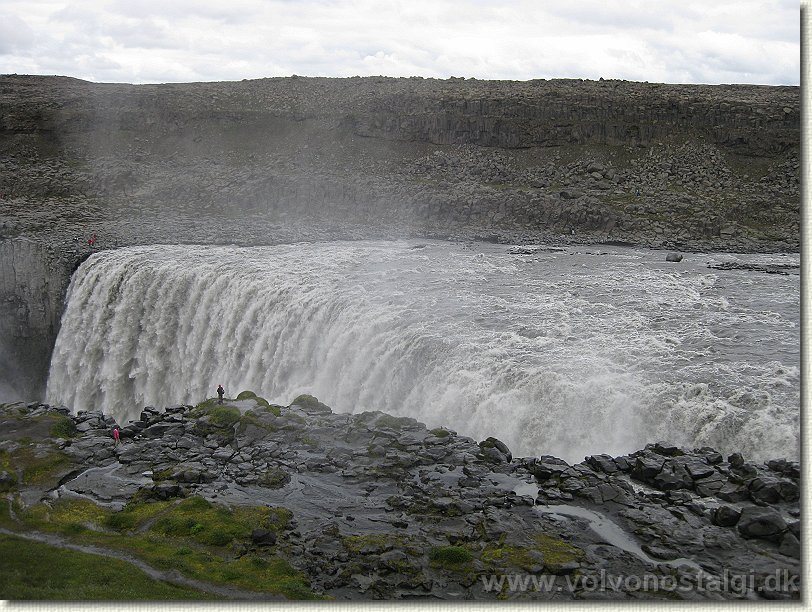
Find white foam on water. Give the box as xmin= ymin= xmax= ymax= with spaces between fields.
xmin=46 ymin=241 xmax=799 ymax=463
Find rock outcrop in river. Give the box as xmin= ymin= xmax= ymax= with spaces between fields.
xmin=0 ymin=394 xmax=800 ymax=600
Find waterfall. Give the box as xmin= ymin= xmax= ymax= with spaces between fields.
xmin=46 ymin=242 xmax=800 ymax=463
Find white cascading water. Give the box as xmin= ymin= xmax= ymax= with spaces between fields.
xmin=46 ymin=241 xmax=800 ymax=463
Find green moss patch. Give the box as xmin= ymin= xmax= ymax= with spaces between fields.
xmin=1 ymin=408 xmax=80 ymax=444
xmin=0 ymin=494 xmax=20 ymax=528
xmin=206 ymin=406 xmax=240 ymax=428
xmin=238 ymin=407 xmax=281 ymax=434
xmin=342 ymin=533 xmax=420 ymax=556
xmin=429 ymin=545 xmax=473 ymax=570
xmin=0 ymin=534 xmax=217 ymax=600
xmin=49 ymin=416 xmax=78 ymax=439
xmin=257 ymin=466 xmax=290 ymax=489
xmin=6 ymin=446 xmax=74 ymax=487
xmin=373 ymin=413 xmax=415 ymax=431
xmin=0 ymin=450 xmax=16 ymax=492
xmin=15 ymin=495 xmax=313 ymax=599
xmin=533 ymin=533 xmax=583 ymax=568
xmin=290 ymin=394 xmax=320 ymax=409
xmin=481 ymin=533 xmax=582 ymax=573
xmin=196 ymin=392 xmax=281 ymax=425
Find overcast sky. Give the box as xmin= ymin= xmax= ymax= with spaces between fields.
xmin=0 ymin=0 xmax=802 ymax=85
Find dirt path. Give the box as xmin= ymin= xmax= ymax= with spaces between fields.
xmin=0 ymin=526 xmax=283 ymax=600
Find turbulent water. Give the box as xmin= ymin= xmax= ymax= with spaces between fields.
xmin=46 ymin=241 xmax=800 ymax=463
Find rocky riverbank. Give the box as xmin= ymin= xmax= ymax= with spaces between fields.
xmin=0 ymin=394 xmax=801 ymax=600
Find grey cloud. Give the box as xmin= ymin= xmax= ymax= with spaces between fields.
xmin=0 ymin=0 xmax=802 ymax=85
xmin=0 ymin=13 xmax=35 ymax=54
xmin=547 ymin=0 xmax=682 ymax=33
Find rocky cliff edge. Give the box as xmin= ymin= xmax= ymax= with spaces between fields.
xmin=0 ymin=393 xmax=801 ymax=600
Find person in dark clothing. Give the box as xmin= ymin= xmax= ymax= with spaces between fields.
xmin=217 ymin=384 xmax=225 ymax=404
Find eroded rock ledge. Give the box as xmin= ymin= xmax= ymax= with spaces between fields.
xmin=0 ymin=394 xmax=801 ymax=600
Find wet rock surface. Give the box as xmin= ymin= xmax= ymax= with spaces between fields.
xmin=0 ymin=398 xmax=801 ymax=600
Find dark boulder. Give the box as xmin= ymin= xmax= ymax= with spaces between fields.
xmin=140 ymin=408 xmax=161 ymax=422
xmin=651 ymin=441 xmax=685 ymax=457
xmin=730 ymin=463 xmax=758 ymax=482
xmin=693 ymin=473 xmax=726 ymax=497
xmin=631 ymin=454 xmax=665 ymax=483
xmin=778 ymin=533 xmax=801 ymax=559
xmin=532 ymin=456 xmax=570 ymax=481
xmin=717 ymin=483 xmax=750 ymax=503
xmin=480 ymin=446 xmax=508 ymax=464
xmin=684 ymin=459 xmax=716 ymax=480
xmin=652 ymin=470 xmax=690 ymax=491
xmin=585 ymin=454 xmax=618 ymax=474
xmin=748 ymin=477 xmax=782 ymax=505
xmin=120 ymin=422 xmax=144 ymax=437
xmin=766 ymin=458 xmax=800 ymax=479
xmin=613 ymin=455 xmax=634 ymax=471
xmin=696 ymin=447 xmax=723 ymax=464
xmin=737 ymin=506 xmax=787 ymax=542
xmin=778 ymin=480 xmax=800 ymax=502
xmin=0 ymin=470 xmax=16 ymax=491
xmin=250 ymin=528 xmax=277 ymax=547
xmin=559 ymin=189 xmax=583 ymax=200
xmin=665 ymin=252 xmax=683 ymax=262
xmin=712 ymin=505 xmax=742 ymax=527
xmin=141 ymin=423 xmax=185 ymax=438
xmin=153 ymin=483 xmax=183 ymax=500
xmin=172 ymin=465 xmax=216 ymax=483
xmin=479 ymin=437 xmax=512 ymax=463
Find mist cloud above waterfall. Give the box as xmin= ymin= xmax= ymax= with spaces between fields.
xmin=0 ymin=0 xmax=801 ymax=84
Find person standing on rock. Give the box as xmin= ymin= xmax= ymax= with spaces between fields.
xmin=217 ymin=384 xmax=225 ymax=404
xmin=113 ymin=426 xmax=120 ymax=445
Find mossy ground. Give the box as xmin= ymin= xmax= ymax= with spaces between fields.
xmin=0 ymin=404 xmax=80 ymax=445
xmin=429 ymin=545 xmax=473 ymax=569
xmin=341 ymin=533 xmax=420 ymax=556
xmin=3 ymin=495 xmax=317 ymax=600
xmin=195 ymin=391 xmax=282 ymax=426
xmin=481 ymin=532 xmax=583 ymax=573
xmin=290 ymin=394 xmax=320 ymax=409
xmin=194 ymin=402 xmax=241 ymax=428
xmin=49 ymin=415 xmax=78 ymax=439
xmin=0 ymin=444 xmax=75 ymax=490
xmin=0 ymin=534 xmax=218 ymax=600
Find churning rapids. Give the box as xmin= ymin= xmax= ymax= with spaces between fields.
xmin=46 ymin=241 xmax=799 ymax=464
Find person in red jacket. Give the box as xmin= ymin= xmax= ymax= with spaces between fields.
xmin=113 ymin=427 xmax=120 ymax=445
